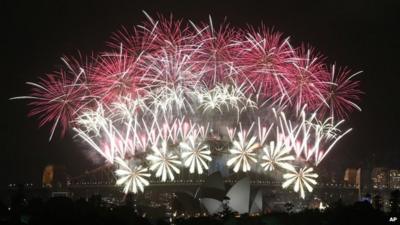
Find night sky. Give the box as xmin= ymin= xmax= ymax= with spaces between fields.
xmin=1 ymin=0 xmax=400 ymax=186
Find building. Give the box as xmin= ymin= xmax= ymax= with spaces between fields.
xmin=389 ymin=169 xmax=400 ymax=189
xmin=42 ymin=164 xmax=68 ymax=188
xmin=344 ymin=168 xmax=361 ymax=188
xmin=371 ymin=167 xmax=388 ymax=189
xmin=199 ymin=173 xmax=262 ymax=215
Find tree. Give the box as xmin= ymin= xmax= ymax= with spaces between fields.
xmin=373 ymin=194 xmax=383 ymax=211
xmin=217 ymin=196 xmax=235 ymax=218
xmin=284 ymin=202 xmax=294 ymax=213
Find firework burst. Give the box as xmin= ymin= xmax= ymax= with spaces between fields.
xmin=180 ymin=137 xmax=211 ymax=174
xmin=226 ymin=131 xmax=260 ymax=172
xmin=115 ymin=157 xmax=151 ymax=194
xmin=234 ymin=28 xmax=296 ymax=99
xmin=146 ymin=141 xmax=181 ymax=181
xmin=13 ymin=13 xmax=362 ymax=199
xmin=89 ymin=48 xmax=144 ymax=103
xmin=318 ymin=65 xmax=363 ymax=119
xmin=282 ymin=166 xmax=319 ymax=199
xmin=13 ymin=68 xmax=88 ymax=140
xmin=285 ymin=47 xmax=330 ymax=113
xmin=261 ymin=139 xmax=295 ymax=172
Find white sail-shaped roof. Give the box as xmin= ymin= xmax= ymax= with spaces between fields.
xmin=250 ymin=189 xmax=263 ymax=214
xmin=226 ymin=177 xmax=250 ymax=214
xmin=200 ymin=198 xmax=223 ymax=215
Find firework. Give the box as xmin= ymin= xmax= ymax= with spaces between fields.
xmin=180 ymin=137 xmax=211 ymax=174
xmin=13 ymin=13 xmax=362 ymax=198
xmin=115 ymin=157 xmax=151 ymax=194
xmin=75 ymin=103 xmax=107 ymax=136
xmin=233 ymin=28 xmax=296 ymax=99
xmin=88 ymin=47 xmax=144 ymax=103
xmin=226 ymin=131 xmax=260 ymax=172
xmin=261 ymin=139 xmax=295 ymax=172
xmin=190 ymin=17 xmax=239 ymax=86
xmin=318 ymin=65 xmax=363 ymax=119
xmin=285 ymin=47 xmax=330 ymax=113
xmin=198 ymin=83 xmax=257 ymax=117
xmin=146 ymin=141 xmax=181 ymax=181
xmin=12 ymin=67 xmax=88 ymax=140
xmin=282 ymin=166 xmax=319 ymax=199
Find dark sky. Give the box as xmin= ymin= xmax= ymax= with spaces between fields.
xmin=1 ymin=0 xmax=399 ymax=186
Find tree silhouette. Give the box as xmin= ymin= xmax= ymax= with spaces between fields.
xmin=284 ymin=202 xmax=294 ymax=213
xmin=373 ymin=194 xmax=383 ymax=211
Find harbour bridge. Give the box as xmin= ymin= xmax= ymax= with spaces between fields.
xmin=65 ymin=164 xmax=361 ymax=205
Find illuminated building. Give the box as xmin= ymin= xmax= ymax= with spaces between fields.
xmin=344 ymin=168 xmax=361 ymax=187
xmin=42 ymin=164 xmax=68 ymax=188
xmin=371 ymin=167 xmax=388 ymax=189
xmin=389 ymin=169 xmax=400 ymax=189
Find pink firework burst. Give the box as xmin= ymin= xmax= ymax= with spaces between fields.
xmin=140 ymin=48 xmax=205 ymax=92
xmin=88 ymin=48 xmax=145 ymax=103
xmin=13 ymin=13 xmax=363 ymax=143
xmin=233 ymin=27 xmax=297 ymax=99
xmin=191 ymin=18 xmax=240 ymax=87
xmin=108 ymin=25 xmax=158 ymax=57
xmin=141 ymin=13 xmax=192 ymax=53
xmin=17 ymin=69 xmax=88 ymax=140
xmin=318 ymin=65 xmax=363 ymax=119
xmin=285 ymin=46 xmax=330 ymax=113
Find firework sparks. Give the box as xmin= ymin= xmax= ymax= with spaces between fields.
xmin=146 ymin=141 xmax=181 ymax=181
xmin=115 ymin=157 xmax=151 ymax=194
xmin=282 ymin=166 xmax=319 ymax=199
xmin=285 ymin=47 xmax=330 ymax=113
xmin=319 ymin=65 xmax=363 ymax=119
xmin=111 ymin=95 xmax=148 ymax=122
xmin=75 ymin=104 xmax=107 ymax=135
xmin=233 ymin=29 xmax=296 ymax=99
xmin=12 ymin=67 xmax=88 ymax=140
xmin=190 ymin=17 xmax=239 ymax=86
xmin=261 ymin=139 xmax=295 ymax=172
xmin=227 ymin=131 xmax=260 ymax=172
xmin=198 ymin=83 xmax=257 ymax=116
xmin=89 ymin=47 xmax=144 ymax=103
xmin=180 ymin=137 xmax=211 ymax=174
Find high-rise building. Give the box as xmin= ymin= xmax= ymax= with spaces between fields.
xmin=389 ymin=169 xmax=400 ymax=189
xmin=344 ymin=168 xmax=361 ymax=187
xmin=344 ymin=168 xmax=361 ymax=199
xmin=371 ymin=167 xmax=388 ymax=189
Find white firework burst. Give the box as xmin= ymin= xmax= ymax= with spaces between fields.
xmin=226 ymin=131 xmax=260 ymax=172
xmin=75 ymin=104 xmax=107 ymax=135
xmin=146 ymin=141 xmax=181 ymax=181
xmin=310 ymin=117 xmax=345 ymax=140
xmin=282 ymin=166 xmax=318 ymax=199
xmin=197 ymin=87 xmax=223 ymax=113
xmin=115 ymin=157 xmax=150 ymax=194
xmin=156 ymin=87 xmax=196 ymax=116
xmin=180 ymin=137 xmax=211 ymax=174
xmin=261 ymin=139 xmax=295 ymax=172
xmin=141 ymin=48 xmax=205 ymax=117
xmin=197 ymin=83 xmax=257 ymax=115
xmin=111 ymin=95 xmax=148 ymax=122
